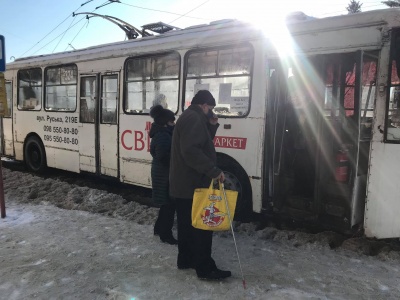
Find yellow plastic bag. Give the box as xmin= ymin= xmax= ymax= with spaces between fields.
xmin=192 ymin=180 xmax=238 ymax=231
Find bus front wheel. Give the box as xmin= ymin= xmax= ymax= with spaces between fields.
xmin=218 ymin=157 xmax=253 ymax=222
xmin=24 ymin=136 xmax=47 ymax=173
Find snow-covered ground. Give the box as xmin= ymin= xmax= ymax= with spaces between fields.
xmin=1 ymin=167 xmax=400 ymax=300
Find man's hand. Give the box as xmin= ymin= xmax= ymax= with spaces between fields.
xmin=215 ymin=172 xmax=225 ymax=182
xmin=209 ymin=113 xmax=218 ymax=126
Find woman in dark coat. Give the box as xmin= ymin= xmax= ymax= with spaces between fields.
xmin=150 ymin=104 xmax=177 ymax=245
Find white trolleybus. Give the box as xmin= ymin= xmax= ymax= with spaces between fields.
xmin=3 ymin=9 xmax=400 ymax=238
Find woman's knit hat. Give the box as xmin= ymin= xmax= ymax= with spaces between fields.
xmin=150 ymin=105 xmax=175 ymax=125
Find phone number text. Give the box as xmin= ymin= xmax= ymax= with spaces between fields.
xmin=43 ymin=135 xmax=79 ymax=145
xmin=43 ymin=125 xmax=78 ymax=135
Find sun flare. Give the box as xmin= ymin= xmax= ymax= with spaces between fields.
xmin=214 ymin=0 xmax=296 ymax=56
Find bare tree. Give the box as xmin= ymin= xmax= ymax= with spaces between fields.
xmin=382 ymin=0 xmax=400 ymax=7
xmin=346 ymin=0 xmax=363 ymax=13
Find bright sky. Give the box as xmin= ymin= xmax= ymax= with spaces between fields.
xmin=0 ymin=0 xmax=389 ymax=63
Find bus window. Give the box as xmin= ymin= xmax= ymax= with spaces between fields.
xmin=187 ymin=50 xmax=217 ymax=77
xmin=124 ymin=52 xmax=180 ymax=114
xmin=101 ymin=74 xmax=118 ymax=124
xmin=324 ymin=63 xmax=337 ymax=117
xmin=45 ymin=65 xmax=77 ymax=112
xmin=5 ymin=81 xmax=11 ymax=117
xmin=386 ymin=59 xmax=400 ymax=141
xmin=80 ymin=76 xmax=96 ymax=123
xmin=17 ymin=68 xmax=42 ymax=110
xmin=324 ymin=53 xmax=376 ymax=142
xmin=340 ymin=56 xmax=376 ymax=133
xmin=360 ymin=55 xmax=377 ymax=140
xmin=386 ymin=29 xmax=400 ymax=141
xmin=184 ymin=46 xmax=253 ymax=117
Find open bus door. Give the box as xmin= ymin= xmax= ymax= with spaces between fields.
xmin=364 ymin=30 xmax=400 ymax=238
xmin=0 ymin=35 xmax=13 ymax=157
xmin=267 ymin=52 xmax=377 ymax=231
xmin=317 ymin=51 xmax=377 ymax=231
xmin=1 ymin=80 xmax=13 ymax=157
xmin=266 ymin=57 xmax=323 ymax=219
xmin=78 ymin=73 xmax=119 ymax=177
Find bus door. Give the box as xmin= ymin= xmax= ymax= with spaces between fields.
xmin=79 ymin=73 xmax=119 ymax=177
xmin=318 ymin=52 xmax=377 ymax=230
xmin=267 ymin=53 xmax=377 ymax=229
xmin=365 ymin=30 xmax=400 ymax=238
xmin=1 ymin=80 xmax=14 ymax=156
xmin=266 ymin=57 xmax=323 ymax=219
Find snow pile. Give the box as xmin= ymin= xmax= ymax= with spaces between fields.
xmin=0 ymin=167 xmax=400 ymax=299
xmin=3 ymin=167 xmax=400 ymax=259
xmin=4 ymin=168 xmax=158 ymax=225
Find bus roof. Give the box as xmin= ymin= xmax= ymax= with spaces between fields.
xmin=287 ymin=8 xmax=399 ymax=34
xmin=7 ymin=18 xmax=260 ymax=69
xmin=7 ymin=8 xmax=400 ymax=69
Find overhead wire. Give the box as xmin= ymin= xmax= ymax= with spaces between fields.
xmin=19 ymin=7 xmax=81 ymax=58
xmin=18 ymin=0 xmax=392 ymax=58
xmin=81 ymin=0 xmax=95 ymax=6
xmin=59 ymin=0 xmax=187 ymax=53
xmin=19 ymin=0 xmax=105 ymax=57
xmin=118 ymin=1 xmax=210 ymax=21
xmin=52 ymin=14 xmax=82 ymax=53
xmin=19 ymin=0 xmax=96 ymax=58
xmin=55 ymin=0 xmax=111 ymax=53
xmin=168 ymin=0 xmax=211 ymax=24
xmin=64 ymin=19 xmax=90 ymax=51
xmin=31 ymin=18 xmax=87 ymax=56
xmin=18 ymin=14 xmax=75 ymax=57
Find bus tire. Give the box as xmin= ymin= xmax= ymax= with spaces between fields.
xmin=24 ymin=136 xmax=47 ymax=173
xmin=218 ymin=156 xmax=253 ymax=222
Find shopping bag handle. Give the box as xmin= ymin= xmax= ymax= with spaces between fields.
xmin=208 ymin=179 xmax=215 ymax=190
xmin=208 ymin=179 xmax=226 ymax=192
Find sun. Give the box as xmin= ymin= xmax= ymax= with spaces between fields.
xmin=187 ymin=0 xmax=297 ymax=57
xmin=211 ymin=0 xmax=295 ymax=57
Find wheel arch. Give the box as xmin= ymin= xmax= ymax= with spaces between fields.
xmin=23 ymin=133 xmax=46 ymax=159
xmin=216 ymin=152 xmax=245 ymax=170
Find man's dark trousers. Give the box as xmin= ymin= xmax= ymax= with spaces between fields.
xmin=175 ymin=197 xmax=217 ymax=275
